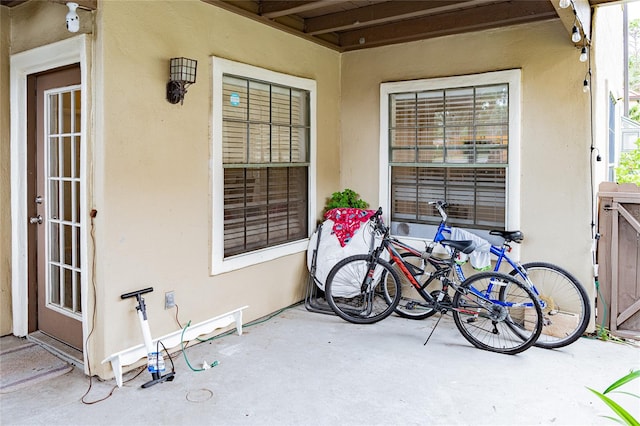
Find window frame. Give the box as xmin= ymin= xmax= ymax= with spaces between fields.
xmin=211 ymin=57 xmax=316 ymax=275
xmin=379 ymin=69 xmax=521 ymax=241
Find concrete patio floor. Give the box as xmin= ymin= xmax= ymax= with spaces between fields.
xmin=1 ymin=304 xmax=639 ymax=426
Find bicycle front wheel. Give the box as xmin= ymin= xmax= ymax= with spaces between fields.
xmin=452 ymin=272 xmax=543 ymax=355
xmin=325 ymin=254 xmax=401 ymax=324
xmin=510 ymin=262 xmax=590 ymax=349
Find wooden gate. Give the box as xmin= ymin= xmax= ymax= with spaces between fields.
xmin=596 ymin=182 xmax=640 ymax=339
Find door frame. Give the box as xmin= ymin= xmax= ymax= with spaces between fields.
xmin=10 ymin=35 xmax=91 ymax=369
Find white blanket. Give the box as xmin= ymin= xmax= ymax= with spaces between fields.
xmin=450 ymin=227 xmax=492 ymax=270
xmin=307 ymin=219 xmax=388 ymax=296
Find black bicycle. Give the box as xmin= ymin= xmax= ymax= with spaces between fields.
xmin=324 ymin=208 xmax=544 ymax=355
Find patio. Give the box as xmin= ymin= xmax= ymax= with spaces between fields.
xmin=1 ymin=304 xmax=639 ymax=426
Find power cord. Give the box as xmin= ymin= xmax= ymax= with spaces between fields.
xmin=173 ymin=301 xmax=303 ymax=372
xmin=81 ymin=211 xmax=147 ymax=403
xmin=81 ymin=212 xmax=119 ymax=405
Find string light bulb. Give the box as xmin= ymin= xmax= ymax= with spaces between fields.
xmin=559 ymin=0 xmax=571 ymax=8
xmin=571 ymin=25 xmax=581 ymax=43
xmin=583 ymin=77 xmax=590 ymax=93
xmin=579 ymin=46 xmax=588 ymax=62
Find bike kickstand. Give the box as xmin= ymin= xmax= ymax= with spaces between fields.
xmin=423 ymin=313 xmax=444 ymax=346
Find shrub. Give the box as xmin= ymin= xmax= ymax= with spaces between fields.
xmin=616 ymin=138 xmax=640 ymax=186
xmin=324 ymin=189 xmax=369 ymax=213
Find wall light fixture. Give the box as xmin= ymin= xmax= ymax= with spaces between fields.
xmin=166 ymin=57 xmax=197 ymax=105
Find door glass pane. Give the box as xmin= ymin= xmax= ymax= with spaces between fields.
xmin=75 ymin=226 xmax=81 ymax=267
xmin=63 ymin=181 xmax=73 ymax=222
xmin=61 ymin=92 xmax=72 ymax=133
xmin=73 ymin=90 xmax=81 ymax=133
xmin=50 ymin=265 xmax=60 ymax=305
xmin=48 ymin=94 xmax=59 ymax=134
xmin=49 ymin=180 xmax=59 ymax=219
xmin=63 ymin=137 xmax=72 ymax=177
xmin=50 ymin=223 xmax=60 ymax=262
xmin=74 ymin=181 xmax=80 ymax=223
xmin=75 ymin=272 xmax=82 ymax=312
xmin=63 ymin=267 xmax=73 ymax=309
xmin=49 ymin=137 xmax=59 ymax=177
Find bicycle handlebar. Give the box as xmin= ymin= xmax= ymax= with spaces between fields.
xmin=369 ymin=207 xmax=388 ymax=235
xmin=429 ymin=200 xmax=448 ymax=222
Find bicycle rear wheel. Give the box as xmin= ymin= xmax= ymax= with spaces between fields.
xmin=388 ymin=253 xmax=440 ymax=320
xmin=509 ymin=262 xmax=590 ymax=349
xmin=452 ymin=272 xmax=543 ymax=355
xmin=325 ymin=254 xmax=401 ymax=324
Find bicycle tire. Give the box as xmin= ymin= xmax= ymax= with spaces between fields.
xmin=387 ymin=253 xmax=441 ymax=320
xmin=508 ymin=262 xmax=590 ymax=349
xmin=325 ymin=254 xmax=401 ymax=324
xmin=452 ymin=272 xmax=543 ymax=355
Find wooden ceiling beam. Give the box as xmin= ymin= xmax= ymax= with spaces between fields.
xmin=339 ymin=0 xmax=557 ymax=50
xmin=47 ymin=0 xmax=96 ymax=10
xmin=203 ymin=0 xmax=342 ymax=50
xmin=306 ymin=0 xmax=500 ymax=35
xmin=259 ymin=0 xmax=341 ymax=19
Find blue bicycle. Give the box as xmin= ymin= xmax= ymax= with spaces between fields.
xmin=390 ymin=201 xmax=590 ymax=349
xmin=324 ymin=207 xmax=543 ymax=354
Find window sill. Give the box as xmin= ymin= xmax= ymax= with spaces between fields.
xmin=211 ymin=238 xmax=309 ymax=276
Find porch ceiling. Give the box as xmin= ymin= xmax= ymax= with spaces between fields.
xmin=202 ymin=0 xmax=621 ymax=51
xmin=1 ymin=0 xmax=622 ymax=51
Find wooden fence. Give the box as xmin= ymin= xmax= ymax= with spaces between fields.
xmin=596 ymin=182 xmax=640 ymax=339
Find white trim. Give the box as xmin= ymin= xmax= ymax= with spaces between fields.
xmin=102 ymin=305 xmax=247 ymax=387
xmin=10 ymin=36 xmax=91 ymax=368
xmin=210 ymin=57 xmax=317 ymax=275
xmin=379 ymin=69 xmax=521 ymax=232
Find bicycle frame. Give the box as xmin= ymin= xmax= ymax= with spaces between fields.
xmin=369 ymin=221 xmax=528 ymax=311
xmin=428 ymin=203 xmax=543 ymax=303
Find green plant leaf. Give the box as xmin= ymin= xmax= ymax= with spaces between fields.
xmin=324 ymin=188 xmax=369 ymax=212
xmin=588 ymin=388 xmax=640 ymax=426
xmin=604 ymin=370 xmax=640 ymax=395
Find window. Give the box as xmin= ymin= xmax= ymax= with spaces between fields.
xmin=212 ymin=58 xmax=316 ymax=274
xmin=379 ymin=70 xmax=520 ymax=238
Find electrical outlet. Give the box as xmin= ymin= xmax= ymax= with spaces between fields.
xmin=165 ymin=291 xmax=175 ymax=309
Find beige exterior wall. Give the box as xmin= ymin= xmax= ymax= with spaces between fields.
xmin=3 ymin=0 xmax=340 ymax=377
xmin=7 ymin=1 xmax=93 ymax=54
xmin=341 ymin=20 xmax=595 ymax=302
xmin=3 ymin=0 xmax=620 ymax=377
xmin=1 ymin=5 xmax=12 ymax=336
xmin=90 ymin=1 xmax=340 ymax=376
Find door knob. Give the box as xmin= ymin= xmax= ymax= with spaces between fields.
xmin=29 ymin=215 xmax=43 ymax=224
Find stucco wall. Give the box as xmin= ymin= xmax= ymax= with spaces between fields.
xmin=90 ymin=1 xmax=341 ymax=376
xmin=4 ymin=0 xmax=618 ymax=377
xmin=341 ymin=20 xmax=596 ymax=300
xmin=8 ymin=1 xmax=93 ymax=54
xmin=0 ymin=6 xmax=12 ymax=336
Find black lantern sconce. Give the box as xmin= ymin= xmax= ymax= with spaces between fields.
xmin=166 ymin=57 xmax=197 ymax=105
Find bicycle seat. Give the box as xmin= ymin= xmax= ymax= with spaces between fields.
xmin=440 ymin=239 xmax=476 ymax=254
xmin=489 ymin=230 xmax=524 ymax=243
